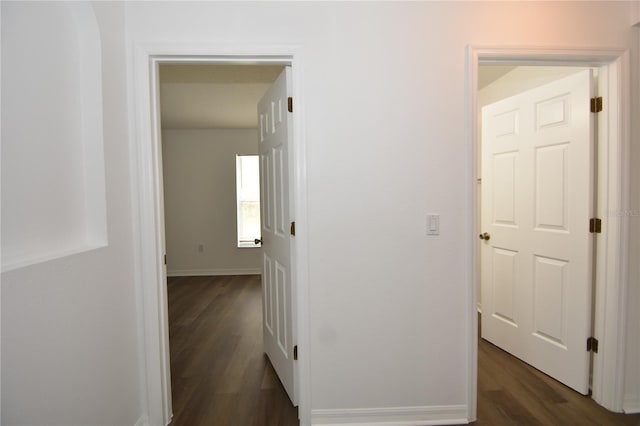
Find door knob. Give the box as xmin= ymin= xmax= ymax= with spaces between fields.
xmin=479 ymin=232 xmax=490 ymax=241
xmin=254 ymin=238 xmax=263 ymax=245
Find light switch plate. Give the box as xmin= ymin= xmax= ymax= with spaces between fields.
xmin=427 ymin=214 xmax=440 ymax=236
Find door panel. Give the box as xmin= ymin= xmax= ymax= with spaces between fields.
xmin=533 ymin=255 xmax=568 ymax=348
xmin=258 ymin=67 xmax=296 ymax=405
xmin=481 ymin=70 xmax=593 ymax=394
xmin=535 ymin=144 xmax=568 ymax=230
xmin=492 ymin=247 xmax=518 ymax=326
xmin=493 ymin=153 xmax=517 ymax=225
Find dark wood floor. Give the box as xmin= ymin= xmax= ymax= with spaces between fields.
xmin=167 ymin=275 xmax=298 ymax=426
xmin=473 ymin=337 xmax=640 ymax=425
xmin=168 ymin=275 xmax=639 ymax=426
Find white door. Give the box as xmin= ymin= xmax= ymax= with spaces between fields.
xmin=481 ymin=70 xmax=594 ymax=394
xmin=258 ymin=67 xmax=296 ymax=404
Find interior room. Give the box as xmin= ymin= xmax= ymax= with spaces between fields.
xmin=2 ymin=2 xmax=639 ymax=425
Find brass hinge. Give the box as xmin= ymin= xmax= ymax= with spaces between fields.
xmin=288 ymin=97 xmax=293 ymax=113
xmin=290 ymin=221 xmax=296 ymax=236
xmin=589 ymin=218 xmax=602 ymax=234
xmin=587 ymin=337 xmax=599 ymax=353
xmin=590 ymin=97 xmax=603 ymax=113
xmin=293 ymin=345 xmax=298 ymax=360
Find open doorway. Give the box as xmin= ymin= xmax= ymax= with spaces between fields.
xmin=157 ymin=64 xmax=298 ymax=424
xmin=477 ymin=65 xmax=595 ymax=394
xmin=133 ymin=47 xmax=310 ymax=426
xmin=468 ymin=47 xmax=631 ymax=421
xmin=159 ymin=64 xmax=281 ymax=278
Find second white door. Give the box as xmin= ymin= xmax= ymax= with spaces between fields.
xmin=481 ymin=69 xmax=594 ymax=394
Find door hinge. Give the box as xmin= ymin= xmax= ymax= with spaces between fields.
xmin=590 ymin=97 xmax=603 ymax=113
xmin=589 ymin=218 xmax=602 ymax=234
xmin=587 ymin=337 xmax=599 ymax=353
xmin=164 ymin=254 xmax=167 ymax=265
xmin=288 ymin=97 xmax=293 ymax=113
xmin=290 ymin=221 xmax=296 ymax=236
xmin=293 ymin=345 xmax=298 ymax=361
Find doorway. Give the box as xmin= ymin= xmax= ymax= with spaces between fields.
xmin=132 ymin=49 xmax=310 ymax=426
xmin=158 ymin=64 xmax=282 ymax=279
xmin=477 ymin=66 xmax=595 ymax=394
xmin=468 ymin=47 xmax=630 ymax=420
xmin=157 ymin=64 xmax=298 ymax=423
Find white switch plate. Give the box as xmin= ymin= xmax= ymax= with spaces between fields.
xmin=426 ymin=214 xmax=440 ymax=236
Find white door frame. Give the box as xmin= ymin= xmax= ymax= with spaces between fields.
xmin=129 ymin=43 xmax=310 ymax=426
xmin=467 ymin=46 xmax=630 ymax=420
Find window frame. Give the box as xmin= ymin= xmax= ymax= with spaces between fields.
xmin=235 ymin=154 xmax=261 ymax=248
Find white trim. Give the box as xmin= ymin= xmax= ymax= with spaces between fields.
xmin=311 ymin=405 xmax=468 ymax=426
xmin=167 ymin=268 xmax=261 ymax=277
xmin=467 ymin=46 xmax=630 ymax=418
xmin=623 ymin=395 xmax=640 ymax=414
xmin=1 ymin=242 xmax=108 ymax=273
xmin=0 ymin=2 xmax=3 ymax=422
xmin=129 ymin=42 xmax=310 ymax=426
xmin=591 ymin=56 xmax=631 ymax=412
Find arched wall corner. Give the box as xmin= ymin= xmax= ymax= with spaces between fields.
xmin=0 ymin=1 xmax=107 ymax=272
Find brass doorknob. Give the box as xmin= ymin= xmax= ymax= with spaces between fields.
xmin=479 ymin=232 xmax=491 ymax=241
xmin=254 ymin=238 xmax=263 ymax=245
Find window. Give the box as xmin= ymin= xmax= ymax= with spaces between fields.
xmin=236 ymin=155 xmax=261 ymax=248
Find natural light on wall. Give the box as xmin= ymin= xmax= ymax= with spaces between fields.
xmin=236 ymin=155 xmax=261 ymax=248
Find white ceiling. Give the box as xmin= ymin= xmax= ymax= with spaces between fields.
xmin=159 ymin=63 xmax=513 ymax=129
xmin=159 ymin=64 xmax=284 ymax=129
xmin=478 ymin=65 xmax=517 ymax=89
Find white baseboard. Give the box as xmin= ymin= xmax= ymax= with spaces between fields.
xmin=167 ymin=268 xmax=261 ymax=277
xmin=133 ymin=414 xmax=148 ymax=426
xmin=311 ymin=405 xmax=468 ymax=425
xmin=623 ymin=394 xmax=640 ymax=414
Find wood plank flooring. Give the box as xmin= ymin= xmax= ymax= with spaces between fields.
xmin=473 ymin=337 xmax=640 ymax=425
xmin=168 ymin=275 xmax=639 ymax=425
xmin=167 ymin=275 xmax=298 ymax=426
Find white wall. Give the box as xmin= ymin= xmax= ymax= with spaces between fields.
xmin=1 ymin=2 xmax=638 ymax=425
xmin=162 ymin=129 xmax=261 ymax=276
xmin=1 ymin=1 xmax=107 ymax=271
xmin=1 ymin=2 xmax=141 ymax=425
xmin=125 ymin=2 xmax=639 ymax=423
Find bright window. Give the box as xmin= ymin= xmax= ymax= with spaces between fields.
xmin=236 ymin=155 xmax=261 ymax=248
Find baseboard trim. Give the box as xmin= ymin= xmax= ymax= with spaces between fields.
xmin=311 ymin=404 xmax=468 ymax=425
xmin=623 ymin=394 xmax=640 ymax=414
xmin=167 ymin=268 xmax=261 ymax=277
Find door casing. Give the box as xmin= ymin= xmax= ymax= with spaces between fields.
xmin=467 ymin=46 xmax=630 ymax=421
xmin=129 ymin=44 xmax=310 ymax=426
